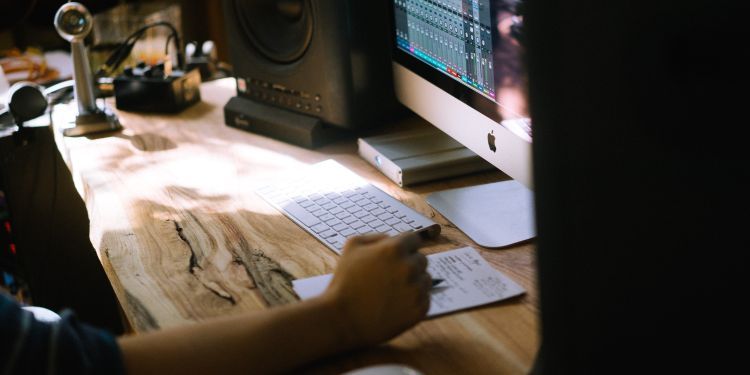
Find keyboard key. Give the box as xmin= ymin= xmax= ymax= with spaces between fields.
xmin=410 ymin=223 xmax=423 ymax=229
xmin=354 ymin=211 xmax=368 ymax=219
xmin=319 ymin=213 xmax=335 ymax=222
xmin=326 ymin=234 xmax=346 ymax=245
xmin=354 ymin=198 xmax=369 ymax=206
xmin=378 ymin=213 xmax=394 ymax=221
xmin=395 ymin=212 xmax=407 ymax=219
xmin=311 ymin=209 xmax=327 ymax=217
xmin=325 ymin=218 xmax=342 ymax=227
xmin=362 ymin=203 xmax=378 ymax=211
xmin=350 ymin=220 xmax=366 ymax=230
xmin=371 ymin=208 xmax=386 ymax=216
xmin=333 ymin=197 xmax=348 ymax=205
xmin=350 ymin=194 xmax=365 ymax=202
xmin=346 ymin=206 xmax=363 ymax=214
xmin=403 ymin=218 xmax=415 ymax=224
xmin=329 ymin=206 xmax=345 ymax=215
xmin=321 ymin=202 xmax=337 ymax=210
xmin=375 ymin=225 xmax=390 ymax=233
xmin=335 ymin=211 xmax=352 ymax=220
xmin=361 ymin=215 xmax=377 ymax=223
xmin=326 ymin=234 xmax=342 ymax=243
xmin=340 ymin=201 xmax=355 ymax=209
xmin=394 ymin=223 xmax=412 ymax=232
xmin=309 ymin=193 xmax=323 ymax=201
xmin=299 ymin=200 xmax=314 ymax=208
xmin=370 ymin=219 xmax=386 ymax=228
xmin=388 ymin=207 xmax=400 ymax=214
xmin=283 ymin=202 xmax=321 ymax=227
xmin=385 ymin=217 xmax=401 ymax=226
xmin=343 ymin=216 xmax=358 ymax=225
xmin=332 ymin=223 xmax=349 ymax=232
xmin=387 ymin=229 xmax=399 ymax=236
xmin=306 ymin=204 xmax=321 ymax=212
xmin=358 ymin=226 xmax=375 ymax=235
xmin=340 ymin=228 xmax=357 ymax=237
xmin=319 ymin=229 xmax=337 ymax=238
xmin=310 ymin=223 xmax=330 ymax=233
xmin=325 ymin=192 xmax=340 ymax=200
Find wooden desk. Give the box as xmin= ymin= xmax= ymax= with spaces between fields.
xmin=53 ymin=79 xmax=539 ymax=374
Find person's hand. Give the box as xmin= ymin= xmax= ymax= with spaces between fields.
xmin=321 ymin=233 xmax=431 ymax=349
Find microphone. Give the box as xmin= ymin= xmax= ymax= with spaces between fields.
xmin=53 ymin=2 xmax=121 ymax=137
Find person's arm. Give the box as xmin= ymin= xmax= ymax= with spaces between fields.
xmin=1 ymin=294 xmax=123 ymax=375
xmin=118 ymin=233 xmax=431 ymax=374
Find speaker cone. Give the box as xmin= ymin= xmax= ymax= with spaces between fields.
xmin=232 ymin=0 xmax=314 ymax=64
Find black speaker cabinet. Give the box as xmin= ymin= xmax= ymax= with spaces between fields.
xmin=222 ymin=0 xmax=397 ymax=148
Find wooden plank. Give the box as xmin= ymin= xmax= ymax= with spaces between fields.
xmin=53 ymin=79 xmax=539 ymax=374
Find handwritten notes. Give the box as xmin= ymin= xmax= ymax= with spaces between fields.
xmin=292 ymin=247 xmax=525 ymax=317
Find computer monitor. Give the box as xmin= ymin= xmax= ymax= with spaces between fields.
xmin=389 ymin=0 xmax=534 ymax=247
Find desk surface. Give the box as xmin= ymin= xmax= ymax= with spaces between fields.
xmin=53 ymin=79 xmax=539 ymax=374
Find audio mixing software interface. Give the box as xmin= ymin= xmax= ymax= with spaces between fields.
xmin=394 ymin=0 xmax=497 ymax=100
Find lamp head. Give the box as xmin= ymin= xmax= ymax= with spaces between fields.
xmin=54 ymin=2 xmax=93 ymax=42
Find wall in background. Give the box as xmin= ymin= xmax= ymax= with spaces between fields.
xmin=0 ymin=0 xmax=228 ymax=63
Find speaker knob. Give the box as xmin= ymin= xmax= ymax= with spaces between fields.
xmin=232 ymin=0 xmax=314 ymax=64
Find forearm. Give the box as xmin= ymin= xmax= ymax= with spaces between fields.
xmin=118 ymin=295 xmax=353 ymax=374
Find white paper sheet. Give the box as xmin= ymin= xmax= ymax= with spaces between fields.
xmin=291 ymin=247 xmax=525 ymax=317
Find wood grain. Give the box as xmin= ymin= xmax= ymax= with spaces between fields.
xmin=52 ymin=79 xmax=539 ymax=374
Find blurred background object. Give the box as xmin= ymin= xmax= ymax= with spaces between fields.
xmin=90 ymin=3 xmax=182 ymax=75
xmin=0 ymin=0 xmax=228 ymax=65
xmin=0 ymin=48 xmax=60 ymax=85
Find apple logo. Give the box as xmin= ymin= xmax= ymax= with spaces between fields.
xmin=487 ymin=130 xmax=497 ymax=152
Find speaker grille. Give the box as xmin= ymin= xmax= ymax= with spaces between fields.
xmin=232 ymin=0 xmax=314 ymax=64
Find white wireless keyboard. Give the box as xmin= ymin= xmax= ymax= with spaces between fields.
xmin=256 ymin=160 xmax=440 ymax=254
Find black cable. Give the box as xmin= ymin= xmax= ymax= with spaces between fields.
xmin=95 ymin=21 xmax=185 ymax=77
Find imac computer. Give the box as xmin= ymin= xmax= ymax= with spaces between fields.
xmin=389 ymin=0 xmax=534 ymax=247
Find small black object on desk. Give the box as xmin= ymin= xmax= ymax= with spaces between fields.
xmin=113 ymin=63 xmax=202 ymax=114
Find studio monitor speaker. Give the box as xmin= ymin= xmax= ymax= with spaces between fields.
xmin=222 ymin=0 xmax=398 ymax=148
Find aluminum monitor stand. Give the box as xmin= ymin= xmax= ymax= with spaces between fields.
xmin=427 ymin=180 xmax=535 ymax=248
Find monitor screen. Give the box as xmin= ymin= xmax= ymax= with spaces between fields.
xmin=392 ymin=0 xmax=530 ymax=139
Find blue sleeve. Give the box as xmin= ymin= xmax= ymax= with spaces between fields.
xmin=0 ymin=294 xmax=125 ymax=375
